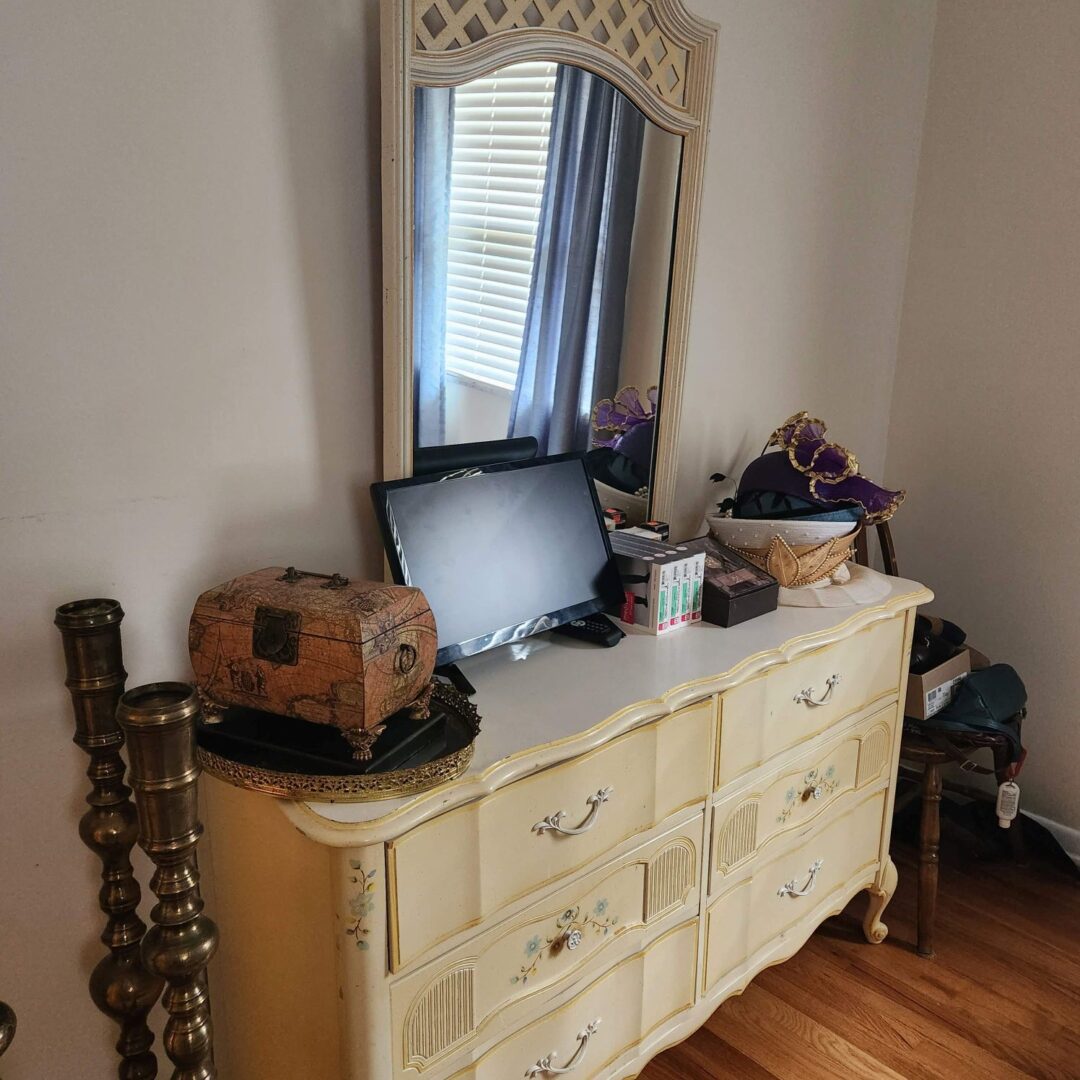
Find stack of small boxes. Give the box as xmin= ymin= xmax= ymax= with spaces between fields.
xmin=609 ymin=530 xmax=705 ymax=635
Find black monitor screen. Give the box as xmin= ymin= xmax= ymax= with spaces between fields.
xmin=372 ymin=455 xmax=623 ymax=665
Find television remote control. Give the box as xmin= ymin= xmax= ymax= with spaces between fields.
xmin=552 ymin=613 xmax=625 ymax=648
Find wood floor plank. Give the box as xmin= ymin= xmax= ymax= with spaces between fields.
xmin=640 ymin=1025 xmax=777 ymax=1080
xmin=759 ymin=942 xmax=1033 ymax=1080
xmin=640 ymin=840 xmax=1079 ymax=1080
xmin=702 ymin=983 xmax=909 ymax=1080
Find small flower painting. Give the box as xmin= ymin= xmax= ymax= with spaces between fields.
xmin=510 ymin=899 xmax=618 ymax=986
xmin=345 ymin=860 xmax=377 ymax=951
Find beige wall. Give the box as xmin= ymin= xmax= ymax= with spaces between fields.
xmin=0 ymin=1 xmax=935 ymax=1076
xmin=886 ymin=0 xmax=1080 ymax=839
xmin=0 ymin=2 xmax=385 ymax=1076
xmin=672 ymin=0 xmax=936 ymax=538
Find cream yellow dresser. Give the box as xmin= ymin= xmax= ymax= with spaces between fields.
xmin=201 ymin=576 xmax=930 ymax=1079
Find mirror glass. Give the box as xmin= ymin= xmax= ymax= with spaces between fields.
xmin=412 ymin=61 xmax=682 ymax=514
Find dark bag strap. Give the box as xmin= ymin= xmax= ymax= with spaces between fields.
xmin=905 ymin=708 xmax=1027 ymax=778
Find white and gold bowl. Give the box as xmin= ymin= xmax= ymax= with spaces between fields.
xmin=707 ymin=515 xmax=861 ymax=590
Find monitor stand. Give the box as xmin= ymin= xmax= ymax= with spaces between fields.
xmin=435 ymin=663 xmax=477 ymax=697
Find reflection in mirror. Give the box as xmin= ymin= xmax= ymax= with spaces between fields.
xmin=413 ymin=61 xmax=682 ymax=515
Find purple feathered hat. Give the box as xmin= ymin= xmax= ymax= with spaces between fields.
xmin=738 ymin=413 xmax=905 ymax=525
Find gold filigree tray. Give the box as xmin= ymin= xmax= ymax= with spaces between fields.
xmin=196 ymin=681 xmax=480 ymax=802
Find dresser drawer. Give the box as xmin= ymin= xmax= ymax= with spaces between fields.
xmin=445 ymin=920 xmax=697 ymax=1080
xmin=703 ymin=788 xmax=886 ymax=995
xmin=716 ymin=616 xmax=905 ymax=788
xmin=711 ymin=703 xmax=897 ymax=892
xmin=387 ymin=700 xmax=714 ymax=970
xmin=391 ymin=814 xmax=702 ymax=1076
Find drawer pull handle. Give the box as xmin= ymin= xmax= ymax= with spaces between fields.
xmin=525 ymin=1019 xmax=601 ymax=1077
xmin=802 ymin=784 xmax=824 ymax=802
xmin=793 ymin=674 xmax=841 ymax=707
xmin=563 ymin=927 xmax=584 ymax=951
xmin=777 ymin=858 xmax=824 ymax=898
xmin=533 ymin=787 xmax=613 ymax=837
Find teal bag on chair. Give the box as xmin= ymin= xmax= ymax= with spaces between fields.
xmin=917 ymin=663 xmax=1027 ymax=763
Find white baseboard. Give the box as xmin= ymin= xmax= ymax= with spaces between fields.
xmin=1025 ymin=810 xmax=1080 ymax=867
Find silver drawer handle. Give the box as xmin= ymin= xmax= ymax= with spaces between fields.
xmin=777 ymin=858 xmax=823 ymax=898
xmin=525 ymin=1019 xmax=601 ymax=1077
xmin=533 ymin=787 xmax=613 ymax=837
xmin=793 ymin=673 xmax=841 ymax=707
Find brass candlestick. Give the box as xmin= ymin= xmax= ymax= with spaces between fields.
xmin=117 ymin=683 xmax=218 ymax=1080
xmin=55 ymin=599 xmax=163 ymax=1080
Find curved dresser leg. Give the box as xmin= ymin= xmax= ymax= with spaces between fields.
xmin=862 ymin=856 xmax=898 ymax=944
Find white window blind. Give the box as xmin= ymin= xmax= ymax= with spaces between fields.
xmin=444 ymin=61 xmax=558 ymax=392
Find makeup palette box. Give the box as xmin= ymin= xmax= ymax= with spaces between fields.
xmin=680 ymin=536 xmax=779 ymax=628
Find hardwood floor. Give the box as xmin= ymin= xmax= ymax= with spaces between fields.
xmin=639 ymin=838 xmax=1080 ymax=1080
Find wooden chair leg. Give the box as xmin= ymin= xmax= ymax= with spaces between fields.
xmin=917 ymin=761 xmax=942 ymax=958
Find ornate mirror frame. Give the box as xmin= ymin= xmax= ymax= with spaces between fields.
xmin=381 ymin=0 xmax=717 ymax=524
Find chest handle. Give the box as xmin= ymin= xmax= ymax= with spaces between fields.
xmin=525 ymin=1019 xmax=600 ymax=1077
xmin=277 ymin=567 xmax=351 ymax=589
xmin=793 ymin=673 xmax=841 ymax=707
xmin=777 ymin=858 xmax=824 ymax=898
xmin=532 ymin=788 xmax=613 ymax=837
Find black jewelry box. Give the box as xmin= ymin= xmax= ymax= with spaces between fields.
xmin=681 ymin=535 xmax=779 ymax=627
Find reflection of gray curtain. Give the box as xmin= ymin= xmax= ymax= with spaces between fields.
xmin=508 ymin=67 xmax=646 ymax=455
xmin=413 ymin=86 xmax=454 ymax=447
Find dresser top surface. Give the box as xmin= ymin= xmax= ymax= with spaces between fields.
xmin=279 ymin=574 xmax=929 ymax=840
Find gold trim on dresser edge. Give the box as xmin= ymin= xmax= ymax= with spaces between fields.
xmin=386 ymin=703 xmax=713 ymax=973
xmin=711 ymin=705 xmax=898 ymax=882
xmin=714 ymin=690 xmax=898 ymax=794
xmin=281 ymin=588 xmax=932 ymax=848
xmin=395 ymin=822 xmax=701 ymax=1073
xmin=443 ymin=920 xmax=699 ymax=1080
xmin=702 ymin=855 xmax=879 ymax=995
xmin=605 ymin=871 xmax=882 ymax=1080
xmin=713 ymin=616 xmax=906 ymax=791
xmin=703 ymin=786 xmax=888 ymax=992
xmin=384 ymin=803 xmax=706 ymax=976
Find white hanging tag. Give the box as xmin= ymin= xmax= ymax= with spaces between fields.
xmin=996 ymin=780 xmax=1020 ymax=828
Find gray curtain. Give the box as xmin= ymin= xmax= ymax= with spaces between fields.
xmin=413 ymin=86 xmax=454 ymax=447
xmin=508 ymin=66 xmax=646 ymax=456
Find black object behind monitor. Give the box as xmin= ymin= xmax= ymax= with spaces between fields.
xmin=371 ymin=454 xmax=624 ymax=665
xmin=412 ymin=436 xmax=538 ymax=478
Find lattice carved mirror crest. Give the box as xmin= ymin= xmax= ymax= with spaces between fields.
xmin=381 ymin=0 xmax=717 ymax=528
xmin=414 ymin=0 xmax=692 ymax=109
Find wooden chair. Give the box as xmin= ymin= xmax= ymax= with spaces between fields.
xmin=854 ymin=521 xmax=1025 ymax=957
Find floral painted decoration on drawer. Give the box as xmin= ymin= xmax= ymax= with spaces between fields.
xmin=511 ymin=900 xmax=619 ymax=986
xmin=346 ymin=862 xmax=377 ymax=951
xmin=776 ymin=765 xmax=838 ymax=825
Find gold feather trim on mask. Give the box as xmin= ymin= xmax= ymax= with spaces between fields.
xmin=730 ymin=533 xmax=857 ymax=588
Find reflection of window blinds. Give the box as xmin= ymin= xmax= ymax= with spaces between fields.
xmin=444 ymin=61 xmax=557 ymax=392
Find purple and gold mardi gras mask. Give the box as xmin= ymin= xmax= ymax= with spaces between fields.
xmin=739 ymin=412 xmax=905 ymax=525
xmin=592 ymin=386 xmax=658 ymax=448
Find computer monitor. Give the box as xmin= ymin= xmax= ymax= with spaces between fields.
xmin=371 ymin=454 xmax=623 ymax=665
xmin=412 ymin=436 xmax=538 ymax=477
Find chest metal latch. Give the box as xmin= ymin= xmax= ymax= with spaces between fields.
xmin=252 ymin=606 xmax=302 ymax=665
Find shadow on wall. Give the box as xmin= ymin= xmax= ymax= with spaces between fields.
xmin=672 ymin=0 xmax=932 ymax=537
xmin=266 ymin=0 xmax=385 ymax=573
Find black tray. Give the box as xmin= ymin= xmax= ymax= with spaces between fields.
xmin=196 ymin=681 xmax=481 ymax=802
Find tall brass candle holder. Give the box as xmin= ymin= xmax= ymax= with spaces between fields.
xmin=0 ymin=1000 xmax=15 ymax=1059
xmin=55 ymin=599 xmax=163 ymax=1080
xmin=117 ymin=683 xmax=218 ymax=1080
